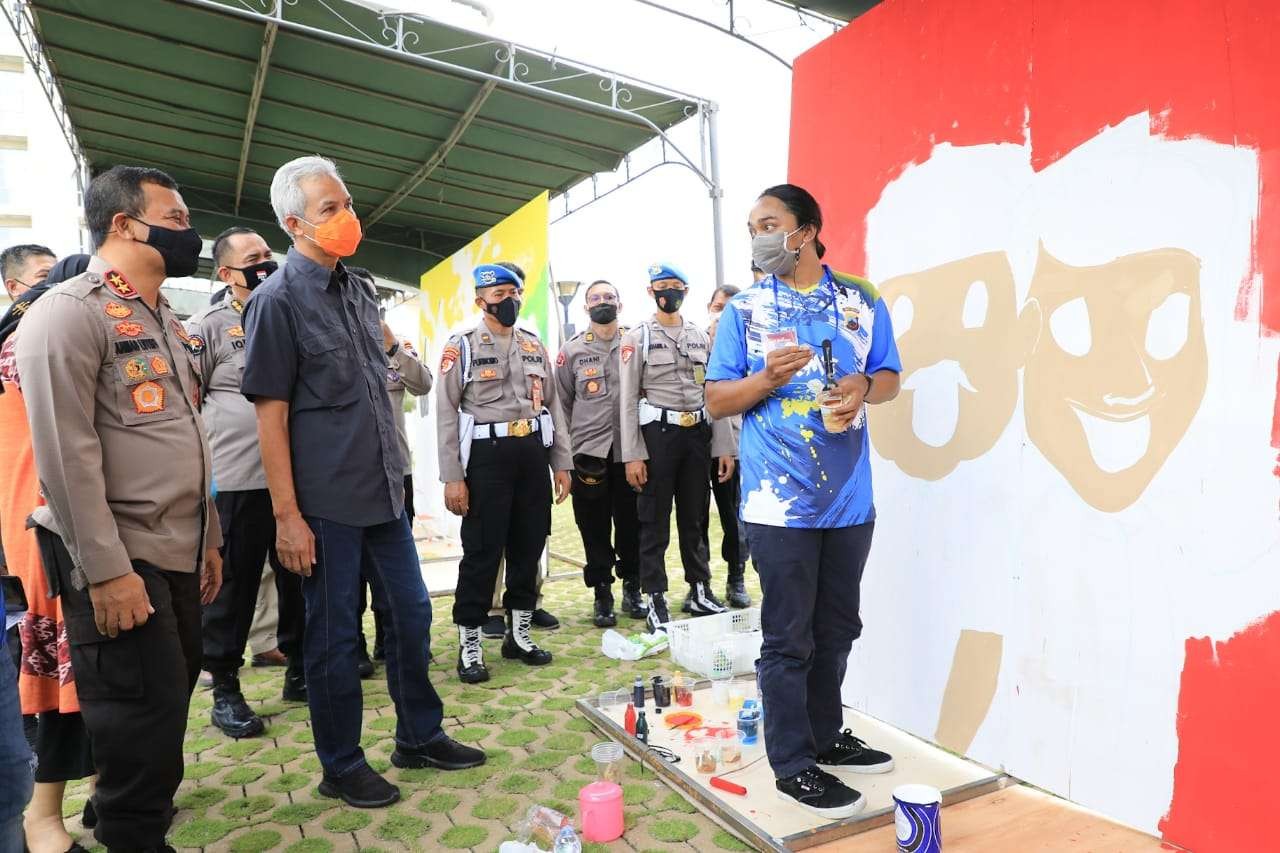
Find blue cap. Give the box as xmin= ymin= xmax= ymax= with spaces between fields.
xmin=647 ymin=263 xmax=687 ymax=286
xmin=473 ymin=263 xmax=523 ymax=289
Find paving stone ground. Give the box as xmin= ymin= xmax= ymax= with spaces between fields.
xmin=60 ymin=502 xmax=762 ymax=852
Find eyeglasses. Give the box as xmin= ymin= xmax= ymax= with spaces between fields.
xmin=586 ymin=292 xmax=619 ymax=305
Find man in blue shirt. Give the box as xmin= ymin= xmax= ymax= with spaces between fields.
xmin=707 ymin=184 xmax=902 ymax=819
xmin=242 ymin=156 xmax=483 ymax=809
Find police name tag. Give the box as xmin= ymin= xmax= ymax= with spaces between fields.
xmin=764 ymin=329 xmax=798 ymax=354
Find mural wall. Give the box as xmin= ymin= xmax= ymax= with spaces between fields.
xmin=788 ymin=1 xmax=1280 ymax=849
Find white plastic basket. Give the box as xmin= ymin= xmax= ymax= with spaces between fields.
xmin=666 ymin=608 xmax=762 ymax=679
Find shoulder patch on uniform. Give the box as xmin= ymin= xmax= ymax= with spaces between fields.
xmin=440 ymin=343 xmax=461 ymax=374
xmin=555 ymin=350 xmax=566 ymax=367
xmin=104 ymin=270 xmax=140 ymax=300
xmin=831 ymin=270 xmax=880 ymax=303
xmin=131 ymin=380 xmax=165 ymax=414
xmin=621 ymin=344 xmax=634 ymax=364
xmin=227 ymin=325 xmax=245 ymax=338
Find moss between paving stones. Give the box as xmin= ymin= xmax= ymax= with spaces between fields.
xmin=228 ymin=828 xmax=283 ymax=852
xmin=322 ymin=809 xmax=371 ymax=833
xmin=649 ymin=818 xmax=700 ymax=842
xmin=222 ymin=795 xmax=276 ymax=819
xmin=224 ymin=765 xmax=268 ymax=785
xmin=169 ymin=511 xmax=760 ymax=853
xmin=713 ymin=829 xmax=753 ymax=850
xmin=375 ymin=810 xmax=430 ymax=845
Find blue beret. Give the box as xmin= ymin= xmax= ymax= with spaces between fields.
xmin=647 ymin=263 xmax=687 ymax=286
xmin=473 ymin=263 xmax=523 ymax=289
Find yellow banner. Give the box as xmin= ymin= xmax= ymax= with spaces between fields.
xmin=418 ymin=191 xmax=552 ymax=353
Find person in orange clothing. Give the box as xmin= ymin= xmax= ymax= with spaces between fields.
xmin=0 ymin=249 xmax=97 ymax=853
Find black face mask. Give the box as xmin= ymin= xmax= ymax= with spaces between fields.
xmin=230 ymin=260 xmax=278 ymax=291
xmin=485 ymin=296 xmax=521 ymax=327
xmin=131 ymin=216 xmax=202 ymax=278
xmin=653 ymin=288 xmax=685 ymax=314
xmin=588 ymin=303 xmax=618 ymax=325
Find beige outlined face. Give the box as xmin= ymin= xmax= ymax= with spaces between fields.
xmin=870 ymin=252 xmax=1024 ymax=479
xmin=1021 ymin=244 xmax=1205 ymax=512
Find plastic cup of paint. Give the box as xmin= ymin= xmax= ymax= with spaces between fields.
xmin=710 ymin=678 xmax=731 ymax=707
xmin=591 ymin=741 xmax=624 ymax=784
xmin=674 ymin=680 xmax=694 ymax=707
xmin=893 ymin=784 xmax=942 ymax=853
xmin=598 ymin=690 xmax=624 ymax=712
xmin=820 ymin=390 xmax=851 ymax=433
xmin=694 ymin=737 xmax=718 ymax=774
xmin=716 ymin=729 xmax=743 ymax=767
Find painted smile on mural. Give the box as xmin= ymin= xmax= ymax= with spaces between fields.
xmin=870 ymin=252 xmax=1026 ymax=480
xmin=1021 ymin=243 xmax=1206 ymax=512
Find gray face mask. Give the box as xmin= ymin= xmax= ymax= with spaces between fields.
xmin=751 ymin=226 xmax=808 ymax=277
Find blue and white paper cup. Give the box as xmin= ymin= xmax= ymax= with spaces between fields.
xmin=893 ymin=784 xmax=941 ymax=853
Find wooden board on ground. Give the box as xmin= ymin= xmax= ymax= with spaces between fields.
xmin=578 ymin=685 xmax=1004 ymax=851
xmin=809 ymin=785 xmax=1182 ymax=852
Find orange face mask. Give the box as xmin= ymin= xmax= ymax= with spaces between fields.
xmin=299 ymin=208 xmax=362 ymax=258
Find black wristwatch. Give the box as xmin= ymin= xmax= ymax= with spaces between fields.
xmin=863 ymin=373 xmax=874 ymax=398
xmin=386 ymin=342 xmax=399 ymax=358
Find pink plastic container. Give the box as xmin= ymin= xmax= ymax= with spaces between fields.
xmin=579 ymin=780 xmax=624 ymax=842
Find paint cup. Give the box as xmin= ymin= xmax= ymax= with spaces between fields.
xmin=710 ymin=677 xmax=731 ymax=707
xmin=674 ymin=678 xmax=694 ymax=707
xmin=820 ymin=389 xmax=850 ymax=433
xmin=716 ymin=729 xmax=743 ymax=767
xmin=598 ymin=689 xmax=625 ymax=712
xmin=591 ymin=741 xmax=624 ymax=784
xmin=694 ymin=736 xmax=718 ymax=774
xmin=737 ymin=703 xmax=761 ymax=745
xmin=579 ymin=780 xmax=624 ymax=843
xmin=893 ymin=784 xmax=942 ymax=853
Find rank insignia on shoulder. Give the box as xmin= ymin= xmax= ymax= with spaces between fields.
xmin=227 ymin=325 xmax=245 ymax=338
xmin=114 ymin=321 xmax=144 ymax=338
xmin=105 ymin=271 xmax=139 ymax=299
xmin=149 ymin=356 xmax=171 ymax=376
xmin=104 ymin=301 xmax=132 ymax=319
xmin=131 ymin=380 xmax=165 ymax=414
xmin=440 ymin=344 xmax=460 ymax=374
xmin=230 ymin=298 xmax=244 ymax=314
xmin=520 ymin=338 xmax=537 ymax=353
xmin=555 ymin=351 xmax=566 ymax=367
xmin=584 ymin=332 xmax=594 ymax=342
xmin=621 ymin=345 xmax=634 ymax=364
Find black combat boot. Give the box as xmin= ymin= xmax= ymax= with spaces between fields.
xmin=501 ymin=609 xmax=553 ymax=665
xmin=726 ymin=565 xmax=752 ymax=608
xmin=456 ymin=625 xmax=490 ymax=683
xmin=210 ymin=671 xmax=264 ymax=738
xmin=592 ymin=582 xmax=617 ymax=628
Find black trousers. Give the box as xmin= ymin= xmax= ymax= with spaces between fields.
xmin=359 ymin=474 xmax=414 ymax=648
xmin=747 ymin=521 xmax=873 ymax=779
xmin=203 ymin=489 xmax=304 ymax=674
xmin=708 ymin=462 xmax=749 ymax=576
xmin=27 ymin=709 xmax=94 ymax=782
xmin=636 ymin=421 xmax=712 ymax=593
xmin=571 ymin=457 xmax=639 ymax=587
xmin=42 ymin=529 xmax=200 ymax=852
xmin=452 ymin=435 xmax=552 ymax=627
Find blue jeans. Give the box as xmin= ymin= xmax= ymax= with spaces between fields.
xmin=0 ymin=644 xmax=34 ymax=852
xmin=746 ymin=521 xmax=874 ymax=779
xmin=303 ymin=513 xmax=443 ymax=777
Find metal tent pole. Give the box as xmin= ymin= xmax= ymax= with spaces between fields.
xmin=706 ymin=101 xmax=726 ymax=287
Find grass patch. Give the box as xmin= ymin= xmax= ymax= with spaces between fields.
xmin=222 ymin=795 xmax=276 ymax=820
xmin=439 ymin=825 xmax=488 ymax=849
xmin=271 ymin=801 xmax=330 ymax=824
xmin=368 ymin=716 xmax=398 ymax=731
xmin=521 ymin=751 xmax=569 ymax=771
xmin=713 ymin=829 xmax=752 ymax=850
xmin=661 ymin=792 xmax=698 ymax=814
xmin=375 ymin=810 xmax=430 ymax=844
xmin=522 ymin=712 xmax=555 ymax=727
xmin=229 ymin=828 xmax=283 ymax=852
xmin=417 ymin=791 xmax=461 ymax=813
xmin=436 ymin=765 xmax=495 ymax=789
xmin=472 ymin=795 xmax=517 ymax=819
xmin=184 ymin=736 xmax=221 ymax=753
xmin=220 ymin=740 xmax=264 ymax=760
xmin=257 ymin=746 xmax=303 ymax=765
xmin=451 ymin=725 xmax=489 ymax=742
xmin=621 ymin=782 xmax=657 ymax=806
xmin=472 ymin=707 xmax=516 ymax=725
xmin=224 ymin=765 xmax=268 ymax=785
xmin=266 ymin=772 xmax=311 ymax=793
xmin=322 ymin=810 xmax=371 ymax=833
xmin=175 ymin=787 xmax=228 ymax=810
xmin=543 ymin=732 xmax=584 ymax=752
xmin=564 ymin=716 xmax=595 ymax=732
xmin=541 ymin=697 xmax=575 ymax=711
xmin=285 ymin=840 xmax=333 ymax=853
xmin=650 ymin=818 xmax=699 ymax=842
xmin=499 ymin=772 xmax=540 ymax=794
xmin=170 ymin=817 xmax=235 ymax=846
xmin=495 ymin=728 xmax=538 ymax=747
xmin=184 ymin=761 xmax=221 ymax=780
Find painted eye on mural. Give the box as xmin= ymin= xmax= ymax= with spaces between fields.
xmin=962 ymin=280 xmax=988 ymax=329
xmin=891 ymin=294 xmax=914 ymax=338
xmin=1049 ymin=297 xmax=1091 ymax=357
xmin=1144 ymin=291 xmax=1191 ymax=360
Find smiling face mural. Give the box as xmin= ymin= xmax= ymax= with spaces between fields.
xmin=1023 ymin=244 xmax=1206 ymax=512
xmin=872 ymin=252 xmax=1023 ymax=480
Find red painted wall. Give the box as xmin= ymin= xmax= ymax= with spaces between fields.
xmin=789 ymin=1 xmax=1280 ymax=848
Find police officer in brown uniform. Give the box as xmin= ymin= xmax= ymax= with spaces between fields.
xmin=15 ymin=165 xmax=223 ymax=852
xmin=620 ymin=263 xmax=735 ymax=633
xmin=555 ymin=280 xmax=644 ymax=627
xmin=438 ymin=263 xmax=572 ymax=683
xmin=189 ymin=226 xmax=308 ymax=739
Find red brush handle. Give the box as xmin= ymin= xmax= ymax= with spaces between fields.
xmin=711 ymin=776 xmax=747 ymax=796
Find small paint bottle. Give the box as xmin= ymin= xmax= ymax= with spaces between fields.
xmin=624 ymin=702 xmax=636 ymax=735
xmin=635 ymin=710 xmax=649 ymax=744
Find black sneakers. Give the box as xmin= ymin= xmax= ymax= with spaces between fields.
xmin=282 ymin=662 xmax=307 ymax=703
xmin=620 ymin=581 xmax=647 ymax=619
xmin=480 ymin=614 xmax=506 ymax=639
xmin=391 ymin=734 xmax=487 ymax=771
xmin=356 ymin=635 xmax=375 ymax=680
xmin=726 ymin=569 xmax=752 ymax=608
xmin=816 ymin=729 xmax=896 ymax=774
xmin=531 ymin=608 xmax=561 ymax=630
xmin=592 ymin=583 xmax=617 ymax=628
xmin=775 ymin=766 xmax=865 ymax=818
xmin=317 ymin=763 xmax=401 ymax=808
xmin=645 ymin=592 xmax=671 ymax=633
